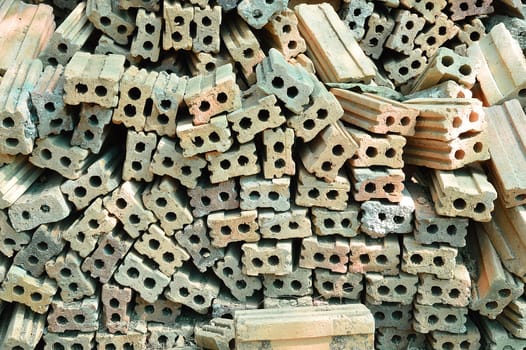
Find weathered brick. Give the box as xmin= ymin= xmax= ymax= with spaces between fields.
xmin=429 ymin=317 xmax=481 ymax=350
xmin=300 ymin=235 xmax=349 ymax=273
xmin=206 ymin=142 xmax=260 ymax=183
xmin=351 ymin=167 xmax=405 ymax=203
xmin=208 ymin=209 xmax=259 ymax=247
xmin=134 ymin=295 xmax=181 ymax=324
xmin=240 ymin=175 xmax=290 ymax=212
xmin=188 ymin=179 xmax=239 ymax=218
xmin=262 ymin=127 xmax=295 ymax=179
xmin=360 ymin=13 xmax=394 ymax=60
xmin=385 ymin=10 xmax=425 ymax=55
xmin=101 ymin=282 xmax=132 ymax=334
xmin=366 ymin=272 xmax=418 ymax=305
xmin=163 ymin=1 xmax=193 ymax=51
xmin=413 ymin=303 xmax=467 ymax=334
xmin=47 ymin=296 xmax=99 ymax=332
xmin=0 ymin=304 xmax=45 ymax=350
xmin=314 ymin=268 xmax=363 ymax=300
xmin=195 ymin=318 xmax=235 ymax=350
xmin=237 ymin=0 xmax=287 ymax=29
xmin=311 ymin=204 xmax=360 ymax=238
xmin=262 ymin=9 xmax=306 ymax=59
xmin=71 ymin=103 xmax=113 ymax=154
xmin=242 ymin=239 xmax=294 ymax=276
xmin=401 ymin=236 xmax=458 ymax=279
xmin=193 ymin=5 xmax=222 ymax=52
xmin=295 ymin=165 xmax=350 ymax=211
xmin=86 ymin=0 xmax=135 ymax=45
xmin=347 ymin=126 xmax=406 ymax=168
xmin=177 ymin=115 xmax=233 ymax=157
xmin=349 ymin=234 xmax=400 ymax=276
xmin=367 ymin=302 xmax=413 ymax=330
xmin=0 ymin=156 xmax=43 ymax=209
xmin=130 ymin=9 xmax=161 ymax=61
xmin=417 ymin=263 xmax=471 ymax=307
xmin=263 ymin=267 xmax=312 ymax=297
xmin=258 ymin=206 xmax=311 ymax=239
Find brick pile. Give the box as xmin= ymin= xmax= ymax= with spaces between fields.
xmin=0 ymin=0 xmax=525 ymax=349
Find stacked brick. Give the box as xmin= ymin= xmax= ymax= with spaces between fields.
xmin=0 ymin=0 xmax=525 ymax=349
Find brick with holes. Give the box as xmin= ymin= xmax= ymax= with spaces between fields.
xmin=193 ymin=5 xmax=221 ymax=52
xmin=314 ymin=268 xmax=363 ymax=300
xmin=404 ymin=80 xmax=473 ymax=100
xmin=64 ymin=52 xmax=125 ymax=107
xmin=449 ymin=0 xmax=494 ymax=21
xmin=131 ymin=9 xmax=161 ymax=61
xmin=207 ymin=209 xmax=259 ymax=248
xmin=366 ymin=302 xmax=413 ymax=330
xmin=262 ymin=127 xmax=295 ymax=179
xmin=94 ymin=34 xmax=141 ymax=66
xmin=81 ymin=226 xmax=133 ymax=283
xmin=163 ymin=1 xmax=193 ymax=51
xmin=61 ymin=148 xmax=123 ymax=210
xmin=383 ymin=48 xmax=427 ymax=86
xmin=413 ymin=303 xmax=467 ymax=334
xmin=0 ymin=210 xmax=31 ymax=257
xmin=242 ymin=239 xmax=294 ymax=276
xmin=299 ymin=235 xmax=350 ymax=273
xmin=71 ymin=103 xmax=113 ymax=154
xmin=417 ymin=263 xmax=471 ymax=307
xmin=415 ymin=14 xmax=458 ymax=59
xmin=351 ymin=167 xmax=405 ymax=203
xmin=237 ymin=0 xmax=287 ymax=29
xmin=0 ymin=156 xmax=44 ymax=210
xmin=360 ymin=13 xmax=394 ymax=60
xmin=300 ymin=121 xmax=358 ymax=182
xmin=0 ymin=264 xmax=57 ymax=314
xmin=45 ymin=250 xmax=97 ymax=302
xmin=347 ymin=126 xmax=406 ymax=168
xmin=119 ymin=0 xmax=158 ymax=11
xmin=188 ymin=179 xmax=239 ymax=218
xmin=467 ymin=229 xmax=524 ymax=319
xmin=212 ymin=292 xmax=260 ymax=319
xmin=498 ymin=294 xmax=526 ymax=338
xmin=31 ymin=65 xmax=75 ymax=137
xmin=311 ymin=204 xmax=360 ymax=237
xmin=114 ymin=249 xmax=171 ymax=303
xmin=349 ymin=234 xmax=400 ymax=276
xmin=400 ymin=0 xmax=446 ymax=23
xmin=62 ymin=198 xmax=118 ymax=257
xmin=165 ymin=263 xmax=221 ymax=314
xmin=134 ymin=295 xmax=181 ymax=324
xmin=174 ymin=218 xmax=225 ymax=272
xmin=47 ymin=296 xmax=99 ymax=332
xmin=339 ymin=0 xmax=374 ymax=40
xmin=429 ymin=317 xmax=480 ymax=350
xmin=295 ymin=165 xmax=350 ymax=211
xmin=262 ymin=9 xmax=306 ymax=60
xmin=103 ymin=181 xmax=157 ymax=238
xmin=263 ymin=267 xmax=312 ymax=297
xmin=401 ymin=236 xmax=457 ymax=279
xmin=101 ymin=283 xmax=132 ymax=334
xmin=195 ymin=318 xmax=235 ymax=350
xmin=240 ymin=175 xmax=290 ymax=212
xmin=365 ymin=272 xmax=418 ymax=305
xmin=207 ymin=142 xmax=260 ymax=184
xmin=385 ymin=10 xmax=425 ymax=55
xmin=258 ymin=206 xmax=312 ymax=240
xmin=0 ymin=303 xmax=46 ymax=350
xmin=150 ymin=136 xmax=207 ymax=189
xmin=188 ymin=50 xmax=234 ymax=76
xmin=148 ymin=322 xmax=188 ymax=348
xmin=264 ymin=295 xmax=314 ymax=309
xmin=96 ymin=320 xmax=147 ymax=348
xmin=177 ymin=115 xmax=233 ymax=157
xmin=376 ymin=328 xmax=426 ymax=350
xmin=86 ymin=0 xmax=136 ymax=45
xmin=43 ymin=331 xmax=95 ymax=350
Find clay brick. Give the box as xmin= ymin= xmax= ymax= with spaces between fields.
xmin=366 ymin=272 xmax=418 ymax=305
xmin=383 ymin=48 xmax=427 ymax=86
xmin=347 ymin=126 xmax=406 ymax=168
xmin=299 ymin=235 xmax=349 ymax=273
xmin=142 ymin=177 xmax=193 ymax=234
xmin=163 ymin=1 xmax=193 ymax=51
xmin=405 ymin=97 xmax=485 ymax=141
xmin=213 ymin=245 xmax=262 ymax=302
xmin=103 ymin=180 xmax=157 ymax=238
xmin=385 ymin=10 xmax=425 ymax=55
xmin=71 ymin=103 xmax=113 ymax=154
xmin=360 ymin=189 xmax=415 ymax=238
xmin=122 ymin=130 xmax=156 ymax=182
xmin=114 ymin=249 xmax=171 ymax=303
xmin=237 ymin=0 xmax=287 ymax=29
xmin=175 ymin=218 xmax=225 ymax=272
xmin=188 ymin=50 xmax=234 ymax=76
xmin=449 ymin=0 xmax=494 ymax=21
xmin=150 ymin=136 xmax=207 ymax=189
xmin=468 ymin=23 xmax=526 ymax=106
xmin=81 ymin=226 xmax=133 ymax=283
xmin=234 ymin=304 xmax=374 ymax=349
xmin=339 ymin=0 xmax=374 ymax=40
xmin=401 ymin=236 xmax=458 ymax=279
xmin=295 ymin=165 xmax=350 ymax=211
xmin=404 ymin=130 xmax=490 ymax=170
xmin=145 ymin=71 xmax=186 ymax=138
xmin=165 ymin=263 xmax=221 ymax=314
xmin=86 ymin=0 xmax=135 ymax=45
xmin=241 ymin=239 xmax=294 ymax=276
xmin=311 ymin=204 xmax=360 ymax=237
xmin=404 ymin=80 xmax=473 ymax=100
xmin=207 ymin=209 xmax=259 ymax=247
xmin=43 ymin=331 xmax=95 ymax=350
xmin=240 ymin=176 xmax=290 ymax=212
xmin=262 ymin=127 xmax=295 ymax=179
xmin=96 ymin=320 xmax=147 ymax=348
xmin=418 ymin=265 xmax=470 ymax=307
xmin=457 ymin=18 xmax=485 ymax=48
xmin=119 ymin=0 xmax=158 ymax=11
xmin=367 ymin=302 xmax=413 ymax=330
xmin=38 ymin=2 xmax=94 ymax=66
xmin=429 ymin=318 xmax=481 ymax=350
xmin=400 ymin=0 xmax=446 ymax=23
xmin=413 ymin=303 xmax=467 ymax=334
xmin=188 ymin=179 xmax=239 ymax=218
xmin=498 ymin=294 xmax=526 ymax=339
xmin=0 ymin=210 xmax=31 ymax=257
xmin=131 ymin=9 xmax=161 ymax=62
xmin=351 ymin=167 xmax=405 ymax=203
xmin=45 ymin=250 xmax=97 ymax=302
xmin=212 ymin=291 xmax=260 ymax=319
xmin=314 ymin=268 xmax=363 ymax=300
xmin=478 ymin=316 xmax=526 ymax=349
xmin=289 ymin=53 xmax=316 ymax=74
xmin=349 ymin=234 xmax=400 ymax=275
xmin=414 ymin=14 xmax=458 ymax=58
xmin=295 ymin=4 xmax=376 ymax=83
xmin=101 ymin=282 xmax=132 ymax=334
xmin=485 ymin=100 xmax=526 ymax=208
xmin=63 ymin=198 xmax=118 ymax=257
xmin=177 ymin=115 xmax=233 ymax=157
xmin=263 ymin=295 xmax=313 ymax=309
xmin=64 ymin=52 xmax=125 ymax=108
xmin=0 ymin=264 xmax=57 ymax=314
xmin=467 ymin=230 xmax=524 ymax=319
xmin=263 ymin=267 xmax=312 ymax=297
xmin=148 ymin=322 xmax=190 ymax=348
xmin=195 ymin=318 xmax=235 ymax=350
xmin=258 ymin=206 xmax=311 ymax=239
xmin=95 ymin=34 xmax=141 ymax=66
xmin=47 ymin=296 xmax=99 ymax=333
xmin=429 ymin=164 xmax=497 ymax=222
xmin=193 ymin=5 xmax=222 ymax=53
xmin=134 ymin=295 xmax=181 ymax=324
xmin=184 ymin=64 xmax=241 ymax=125
xmin=0 ymin=60 xmax=42 ymax=155
xmin=0 ymin=156 xmax=43 ymax=209
xmin=376 ymin=327 xmax=426 ymax=350
xmin=206 ymin=142 xmax=260 ymax=183
xmin=360 ymin=13 xmax=395 ymax=60
xmin=30 ymin=134 xmax=93 ymax=180
xmin=0 ymin=304 xmax=45 ymax=350
xmin=31 ymin=65 xmax=75 ymax=138
xmin=410 ymin=48 xmax=478 ymax=92
xmin=228 ymin=88 xmax=285 ymax=144
xmin=8 ymin=174 xmax=71 ymax=232
xmin=262 ymin=9 xmax=306 ymax=59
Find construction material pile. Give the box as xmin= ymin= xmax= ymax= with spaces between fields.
xmin=0 ymin=0 xmax=526 ymax=348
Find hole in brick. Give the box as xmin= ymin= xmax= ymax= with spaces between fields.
xmin=74 ymin=314 xmax=85 ymax=323
xmin=499 ymin=288 xmax=511 ymax=298
xmin=5 ymin=137 xmax=18 ymax=147
xmin=474 ymin=202 xmax=486 ymax=213
xmin=486 ymin=301 xmax=498 ymax=310
xmin=45 ymin=101 xmax=56 ymax=112
xmin=376 ymin=255 xmax=387 ymax=264
xmin=395 ymin=285 xmax=407 ymax=294
xmin=117 ymin=25 xmax=127 ymax=34
xmin=165 ymin=212 xmax=177 ymax=222
xmin=268 ymin=191 xmax=279 ymax=201
xmin=95 ymin=86 xmax=107 ymax=97
xmin=270 ymin=224 xmax=281 ymax=233
xmin=135 ymin=142 xmax=146 ymax=153
xmin=428 ymin=315 xmax=439 ymax=324
xmin=375 ymin=311 xmax=385 ymax=320
xmin=385 ymin=148 xmax=396 ymax=158
xmin=443 ymin=342 xmax=454 ymax=350
xmin=342 ymin=283 xmax=353 ymax=292
xmin=470 ymin=31 xmax=481 ymax=41
xmin=199 ymin=101 xmax=211 ymax=112
xmin=223 ymin=267 xmax=233 ymax=277
xmin=453 ymin=198 xmax=466 ymax=210
xmin=124 ymin=105 xmax=136 ymax=117
xmin=200 ymin=196 xmax=211 ymax=206
xmin=324 ymin=218 xmax=335 ymax=228
xmin=473 ymin=142 xmax=483 ymax=153
xmin=243 ymin=48 xmax=254 ymax=58
xmin=163 ymin=252 xmax=174 ymax=262
xmin=48 ymin=57 xmax=58 ymax=66
xmin=144 ymin=278 xmax=156 ymax=289
xmin=60 ymin=157 xmax=71 ymax=167
xmin=426 ymin=224 xmax=438 ymax=234
xmin=360 ymin=254 xmax=370 ymax=264
xmin=145 ymin=23 xmax=155 ymax=34
xmin=446 ymin=225 xmax=457 ymax=236
xmin=431 ymin=286 xmax=442 ymax=296
xmin=252 ymin=258 xmax=263 ymax=267
xmin=303 ymin=119 xmax=315 ymax=130
xmin=57 ymin=316 xmax=68 ymax=324
xmin=192 ymin=136 xmax=204 ymax=148
xmin=84 ymin=130 xmax=94 ymax=140
xmin=427 ymin=36 xmax=436 ymax=46
xmin=378 ymin=286 xmax=389 ymax=295
xmin=189 ymin=235 xmax=200 ymax=244
xmin=392 ymin=311 xmax=403 ymax=320
xmin=132 ymin=161 xmax=142 ymax=171
xmin=219 ymin=192 xmax=229 ymax=201
xmin=149 ymin=239 xmax=160 ymax=250
xmin=201 ymin=16 xmax=212 ymax=26
xmin=273 ymin=142 xmax=284 ymax=153
xmin=144 ymin=305 xmax=154 ymax=314
xmin=287 ymin=87 xmax=298 ymax=98
xmin=401 ymin=35 xmax=409 ymax=43
xmin=272 ymin=77 xmax=284 ymax=89
xmin=77 ymin=232 xmax=85 ymax=243
xmin=162 ymin=157 xmax=174 ymax=168
xmin=449 ymin=288 xmax=460 ymax=299
xmin=327 ymin=190 xmax=338 ymax=200
xmin=76 ymin=83 xmax=88 ymax=94
xmin=238 ymin=156 xmax=249 ymax=166
xmin=256 ymin=109 xmax=270 ymax=122
xmin=289 ymin=221 xmax=299 ymax=229
xmin=128 ymin=87 xmax=141 ymax=100
xmin=37 ymin=241 xmax=48 ymax=250
xmin=398 ymin=67 xmax=409 ymax=76
xmin=314 ymin=253 xmax=324 ymax=262
xmin=452 ymin=117 xmax=463 ymax=128
xmin=445 ymin=314 xmax=457 ymax=323
xmin=411 ymin=61 xmax=421 ymax=69
xmin=366 ymin=147 xmax=377 ymax=157
xmin=109 ymin=298 xmax=119 ymax=308
xmin=13 ymin=285 xmax=24 ymax=295
xmin=386 ymin=116 xmax=395 ymax=126
xmin=391 ymin=335 xmax=402 ymax=345
xmin=162 ymin=307 xmax=172 ymax=316
xmin=40 ymin=149 xmax=52 ymax=160
xmin=89 ymin=176 xmax=102 ymax=187
xmin=206 ymin=131 xmax=220 ymax=143
xmin=433 ymin=256 xmax=445 ymax=267
xmin=459 ymin=65 xmax=472 ymax=76
xmin=217 ymin=92 xmax=228 ymax=104
xmin=438 ymin=26 xmax=446 ymax=36
xmin=127 ymin=267 xmax=140 ymax=278
xmin=288 ymin=41 xmax=297 ymax=50
xmin=411 ymin=254 xmax=423 ymax=264
xmin=205 ymin=62 xmax=215 ymax=72
xmin=221 ymin=226 xmax=232 ymax=235
xmin=203 ymin=36 xmax=213 ymax=45
xmin=111 ymin=313 xmax=121 ymax=322
xmin=273 ymin=279 xmax=284 ymax=289
xmin=94 ymin=259 xmax=104 ymax=269
xmin=182 ymin=166 xmax=192 ymax=175
xmin=157 ymin=114 xmax=169 ymax=125
xmin=378 ymin=213 xmax=386 ymax=221
xmin=322 ymin=281 xmax=334 ymax=291
xmin=238 ymin=223 xmax=250 ymax=233
xmin=365 ymin=183 xmax=376 ymax=193
xmin=174 ymin=16 xmax=184 ymax=25
xmin=274 ymin=158 xmax=286 ymax=168
xmin=441 ymin=56 xmax=454 ymax=67
xmin=116 ymin=198 xmax=128 ymax=209
xmin=331 ymin=145 xmax=344 ymax=157
xmin=291 ymin=280 xmax=302 ymax=290
xmin=143 ymin=41 xmax=153 ymax=50
xmin=268 ymin=255 xmax=279 ymax=265
xmin=239 ymin=117 xmax=253 ymax=129
xmin=28 ymin=255 xmax=38 ymax=264
xmin=329 ymin=255 xmax=340 ymax=264
xmin=400 ymin=117 xmax=410 ymax=126
xmin=308 ymin=188 xmax=320 ymax=199
xmin=54 ymin=343 xmax=65 ymax=350
xmin=129 ymin=214 xmax=140 ymax=224
xmin=321 ymin=161 xmax=332 ymax=171
xmin=60 ymin=268 xmax=72 ymax=277
xmin=383 ymin=184 xmax=395 ymax=193
xmin=2 ymin=117 xmax=14 ymax=128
